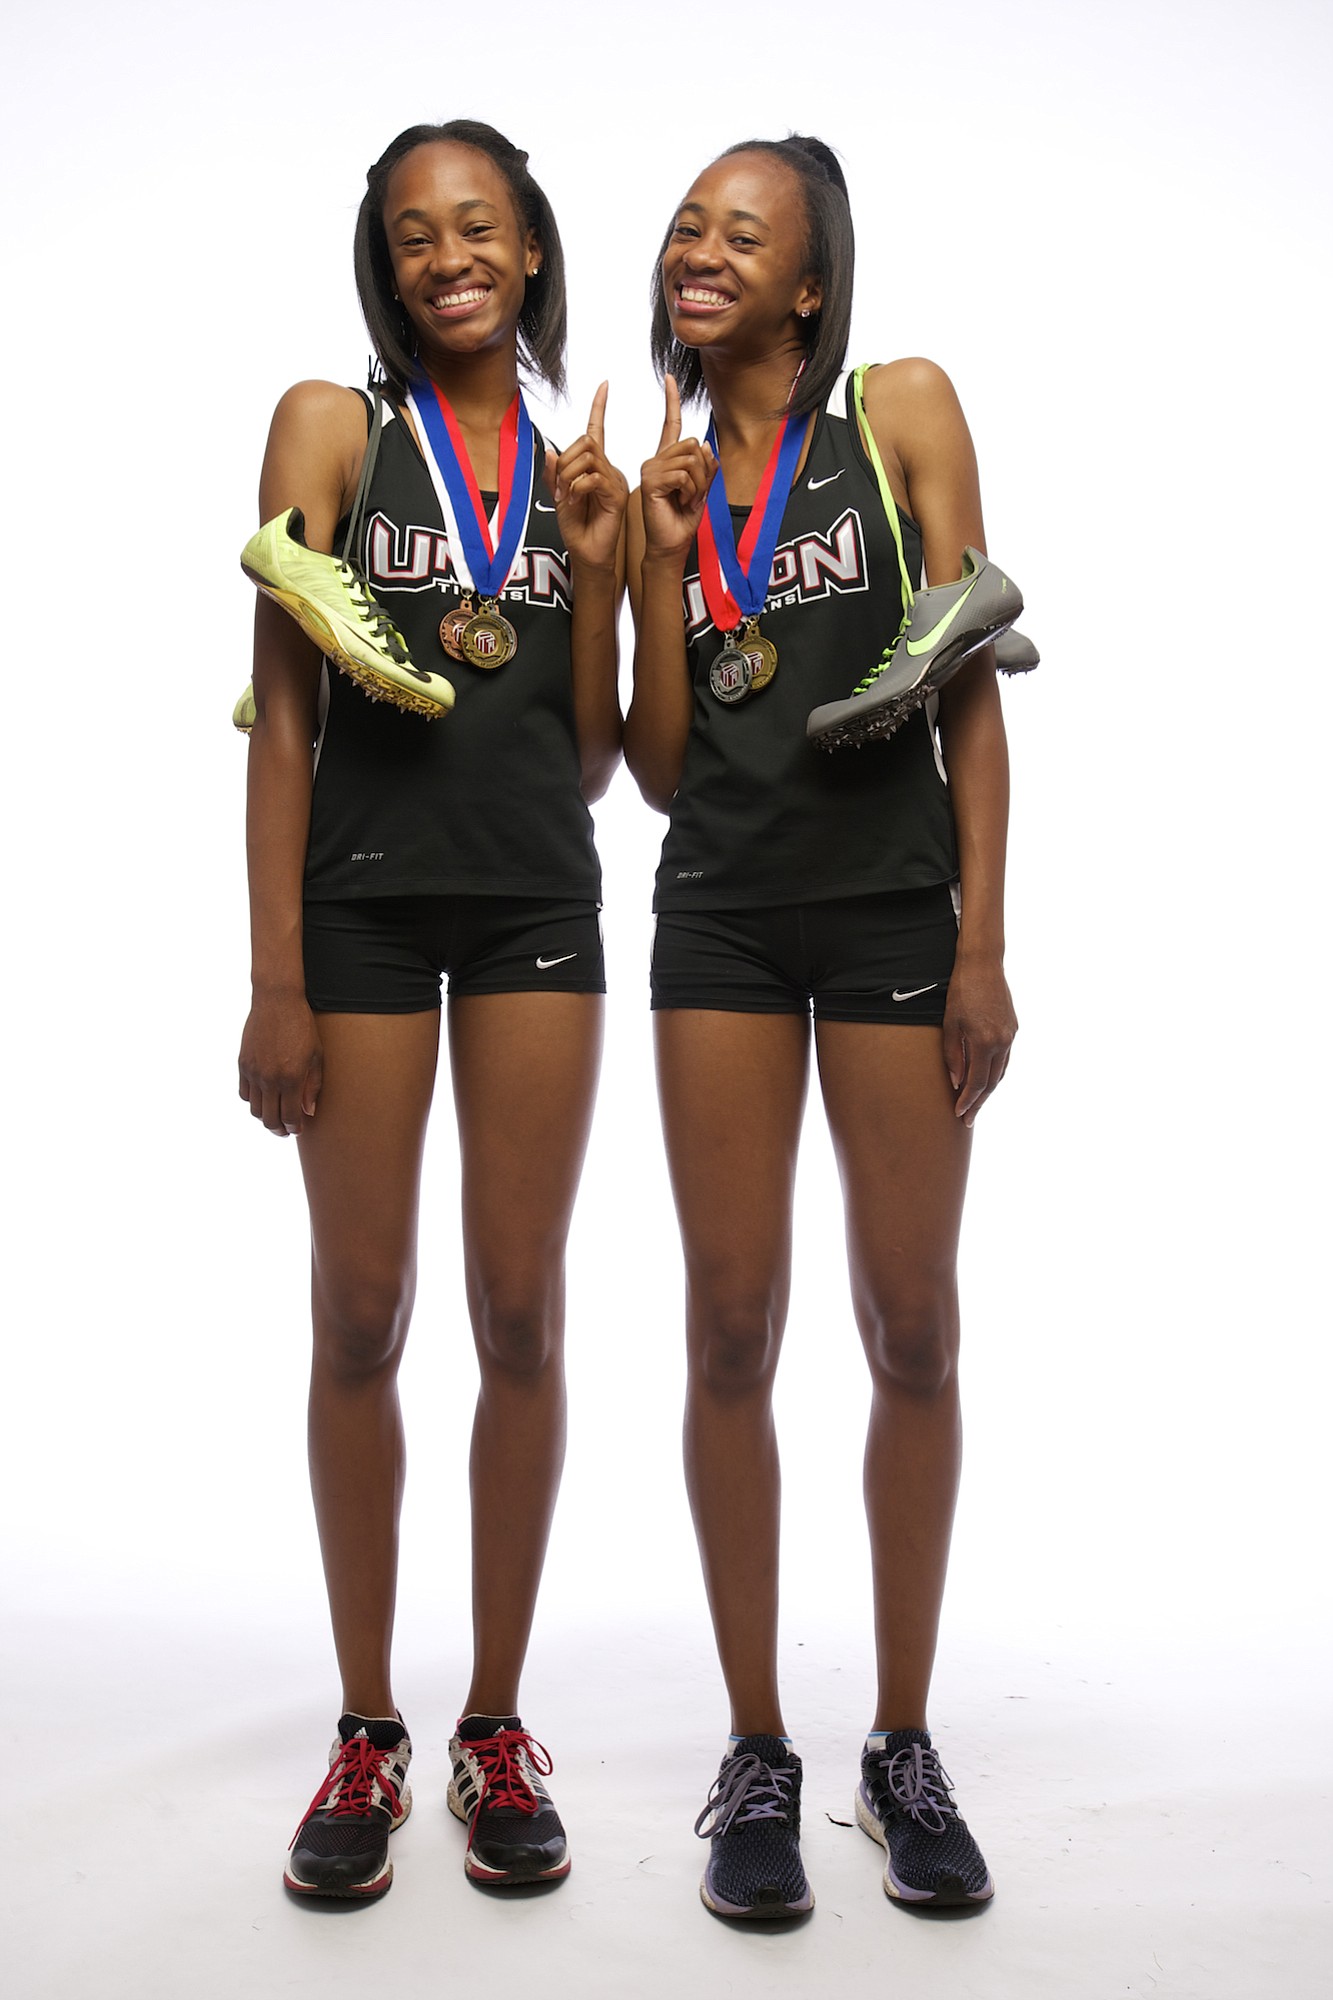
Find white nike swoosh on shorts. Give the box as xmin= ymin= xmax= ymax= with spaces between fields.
xmin=892 ymin=983 xmax=938 ymax=1002
xmin=536 ymin=953 xmax=578 ymax=969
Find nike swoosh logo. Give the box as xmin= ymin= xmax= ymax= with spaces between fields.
xmin=892 ymin=983 xmax=938 ymax=1002
xmin=904 ymin=574 xmax=980 ymax=656
xmin=807 ymin=471 xmax=843 ymax=491
xmin=536 ymin=953 xmax=577 ymax=969
xmin=535 ymin=502 xmax=556 ymax=513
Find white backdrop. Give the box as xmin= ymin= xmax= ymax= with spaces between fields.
xmin=3 ymin=2 xmax=1330 ymax=1994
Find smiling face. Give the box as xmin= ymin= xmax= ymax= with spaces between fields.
xmin=662 ymin=151 xmax=822 ymax=358
xmin=383 ymin=141 xmax=539 ymax=373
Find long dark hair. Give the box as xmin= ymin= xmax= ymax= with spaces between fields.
xmin=354 ymin=120 xmax=568 ymax=399
xmin=650 ymin=135 xmax=853 ymax=418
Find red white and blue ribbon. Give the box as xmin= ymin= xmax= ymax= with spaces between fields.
xmin=697 ymin=411 xmax=804 ymax=635
xmin=406 ymin=373 xmax=535 ymax=597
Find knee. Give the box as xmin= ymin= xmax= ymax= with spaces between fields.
xmin=473 ymin=1294 xmax=558 ymax=1380
xmin=313 ymin=1270 xmax=414 ymax=1382
xmin=860 ymin=1291 xmax=959 ymax=1399
xmin=690 ymin=1295 xmax=783 ymax=1397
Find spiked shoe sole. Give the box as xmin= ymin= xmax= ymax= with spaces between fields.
xmin=242 ymin=570 xmax=454 ymax=720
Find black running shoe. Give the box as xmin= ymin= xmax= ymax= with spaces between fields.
xmin=694 ymin=1735 xmax=814 ymax=1919
xmin=856 ymin=1728 xmax=994 ymax=1906
xmin=284 ymin=1713 xmax=412 ymax=1900
xmin=447 ymin=1714 xmax=570 ymax=1885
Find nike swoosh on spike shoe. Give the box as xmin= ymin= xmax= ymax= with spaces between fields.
xmin=902 ymin=567 xmax=982 ymax=656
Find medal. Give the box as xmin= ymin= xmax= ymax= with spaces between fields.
xmin=407 ymin=373 xmax=536 ymax=668
xmin=697 ymin=407 xmax=804 ymax=704
xmin=709 ymin=643 xmax=753 ymax=705
xmin=438 ymin=596 xmax=474 ymax=660
xmin=461 ymin=603 xmax=518 ymax=669
xmin=739 ymin=616 xmax=779 ymax=692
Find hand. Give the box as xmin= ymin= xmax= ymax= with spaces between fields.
xmin=544 ymin=382 xmax=629 ymax=574
xmin=638 ymin=374 xmax=716 ymax=565
xmin=942 ymin=954 xmax=1017 ymax=1126
xmin=238 ymin=989 xmax=323 ymax=1137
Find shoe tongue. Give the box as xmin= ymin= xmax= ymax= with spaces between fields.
xmin=457 ymin=1713 xmax=522 ymax=1741
xmin=732 ymin=1733 xmax=793 ymax=1766
xmin=338 ymin=1713 xmax=407 ymax=1750
xmin=877 ymin=1726 xmax=931 ymax=1754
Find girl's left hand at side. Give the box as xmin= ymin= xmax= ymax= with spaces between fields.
xmin=545 ymin=381 xmax=628 ymax=573
xmin=943 ymin=953 xmax=1018 ymax=1126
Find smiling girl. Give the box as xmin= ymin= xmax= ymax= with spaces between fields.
xmin=626 ymin=136 xmax=1014 ymax=1920
xmin=239 ymin=119 xmax=625 ymax=1901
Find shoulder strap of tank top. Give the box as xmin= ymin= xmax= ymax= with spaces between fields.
xmin=849 ymin=364 xmax=916 ymax=611
xmin=340 ymin=387 xmax=385 ymax=564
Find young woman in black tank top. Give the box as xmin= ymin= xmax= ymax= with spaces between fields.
xmin=238 ymin=121 xmax=626 ymax=1900
xmin=626 ymin=137 xmax=1016 ymax=1918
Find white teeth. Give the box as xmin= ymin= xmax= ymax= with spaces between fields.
xmin=680 ymin=286 xmax=733 ymax=307
xmin=435 ymin=287 xmax=489 ymax=307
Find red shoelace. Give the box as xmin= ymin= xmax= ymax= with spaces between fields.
xmin=462 ymin=1728 xmax=554 ymax=1842
xmin=290 ymin=1736 xmax=404 ymax=1845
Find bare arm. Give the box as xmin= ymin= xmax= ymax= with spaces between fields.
xmin=237 ymin=381 xmax=366 ymax=1136
xmin=863 ymin=359 xmax=1018 ymax=1124
xmin=544 ymin=382 xmax=628 ymax=802
xmin=623 ymin=377 xmax=717 ymax=813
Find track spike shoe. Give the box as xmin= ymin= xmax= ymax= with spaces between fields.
xmin=807 ymin=547 xmax=1022 ymax=750
xmin=995 ymin=628 xmax=1039 ymax=675
xmin=241 ymin=507 xmax=454 ymax=719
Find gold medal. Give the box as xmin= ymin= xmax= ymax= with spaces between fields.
xmin=739 ymin=616 xmax=778 ymax=693
xmin=461 ymin=599 xmax=519 ymax=670
xmin=439 ymin=595 xmax=474 ymax=662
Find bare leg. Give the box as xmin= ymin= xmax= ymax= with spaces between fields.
xmin=655 ymin=1010 xmax=810 ymax=1738
xmin=815 ymin=1021 xmax=971 ymax=1731
xmin=448 ymin=992 xmax=603 ymax=1717
xmin=298 ymin=1010 xmax=441 ymax=1718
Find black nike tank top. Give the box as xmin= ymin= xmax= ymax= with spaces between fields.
xmin=304 ymin=395 xmax=601 ymax=904
xmin=654 ymin=372 xmax=957 ymax=912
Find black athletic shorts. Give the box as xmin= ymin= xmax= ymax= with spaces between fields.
xmin=650 ymin=884 xmax=959 ymax=1024
xmin=303 ymin=896 xmax=605 ymax=1013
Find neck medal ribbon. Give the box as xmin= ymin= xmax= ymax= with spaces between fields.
xmin=698 ymin=411 xmax=804 ymax=705
xmin=406 ymin=374 xmax=535 ymax=668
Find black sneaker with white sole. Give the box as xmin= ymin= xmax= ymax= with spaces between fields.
xmin=856 ymin=1728 xmax=994 ymax=1906
xmin=694 ymin=1735 xmax=814 ymax=1919
xmin=447 ymin=1714 xmax=570 ymax=1885
xmin=284 ymin=1713 xmax=412 ymax=1900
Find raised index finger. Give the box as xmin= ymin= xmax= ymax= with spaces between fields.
xmin=587 ymin=379 xmax=608 ymax=448
xmin=658 ymin=373 xmax=682 ymax=451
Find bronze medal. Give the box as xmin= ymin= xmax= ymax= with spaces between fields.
xmin=739 ymin=616 xmax=778 ymax=693
xmin=461 ymin=600 xmax=519 ymax=670
xmin=709 ymin=640 xmax=753 ymax=705
xmin=439 ymin=595 xmax=474 ymax=662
